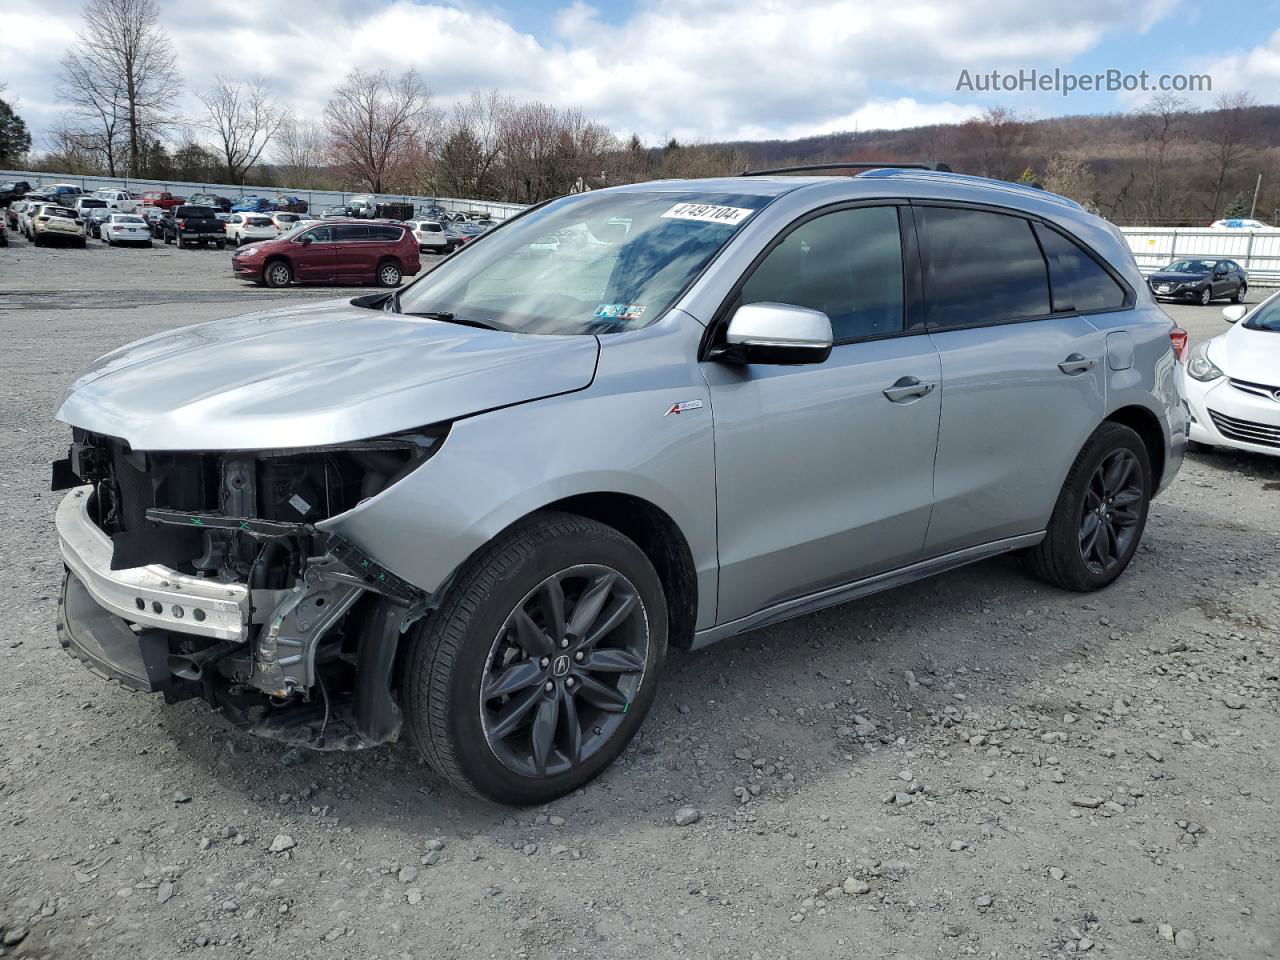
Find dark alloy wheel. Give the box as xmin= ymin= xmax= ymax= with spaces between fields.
xmin=1198 ymin=286 xmax=1212 ymax=306
xmin=401 ymin=512 xmax=667 ymax=804
xmin=1077 ymin=448 xmax=1144 ymax=576
xmin=1024 ymin=421 xmax=1151 ymax=592
xmin=481 ymin=564 xmax=649 ymax=778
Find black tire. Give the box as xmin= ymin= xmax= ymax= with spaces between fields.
xmin=401 ymin=512 xmax=667 ymax=805
xmin=1198 ymin=286 xmax=1212 ymax=306
xmin=376 ymin=259 xmax=402 ymax=287
xmin=1232 ymin=283 xmax=1246 ymax=304
xmin=215 ymin=241 xmax=226 ymax=250
xmin=1024 ymin=422 xmax=1152 ymax=592
xmin=78 ymin=239 xmax=86 ymax=248
xmin=164 ymin=234 xmax=172 ymax=245
xmin=263 ymin=258 xmax=292 ymax=288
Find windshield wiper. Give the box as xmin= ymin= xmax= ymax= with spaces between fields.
xmin=403 ymin=310 xmax=502 ymax=331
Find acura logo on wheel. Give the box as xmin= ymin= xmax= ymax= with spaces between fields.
xmin=552 ymin=655 xmax=571 ymax=678
xmin=1272 ymin=388 xmax=1280 ymax=403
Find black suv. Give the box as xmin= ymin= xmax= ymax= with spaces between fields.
xmin=1148 ymin=258 xmax=1247 ymax=306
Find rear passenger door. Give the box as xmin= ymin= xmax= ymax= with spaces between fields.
xmin=914 ymin=204 xmax=1120 ymax=556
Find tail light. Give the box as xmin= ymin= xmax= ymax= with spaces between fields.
xmin=1170 ymin=326 xmax=1189 ymax=362
xmin=177 ymin=219 xmax=186 ymax=229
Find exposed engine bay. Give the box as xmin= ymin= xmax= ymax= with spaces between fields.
xmin=52 ymin=426 xmax=447 ymax=749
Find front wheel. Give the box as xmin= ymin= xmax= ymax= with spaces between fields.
xmin=263 ymin=259 xmax=292 ymax=288
xmin=401 ymin=512 xmax=667 ymax=804
xmin=1025 ymin=422 xmax=1151 ymax=592
xmin=1198 ymin=286 xmax=1212 ymax=306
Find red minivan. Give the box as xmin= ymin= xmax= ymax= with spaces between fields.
xmin=231 ymin=219 xmax=422 ymax=288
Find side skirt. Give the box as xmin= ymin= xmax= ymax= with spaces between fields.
xmin=690 ymin=533 xmax=1045 ymax=649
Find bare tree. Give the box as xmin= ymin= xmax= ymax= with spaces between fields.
xmin=196 ymin=76 xmax=287 ymax=183
xmin=953 ymin=106 xmax=1029 ymax=181
xmin=274 ymin=118 xmax=328 ymax=187
xmin=58 ymin=45 xmax=129 ymax=176
xmin=1041 ymin=153 xmax=1095 ymax=206
xmin=432 ymin=90 xmax=510 ymax=198
xmin=1135 ymin=93 xmax=1187 ymax=223
xmin=59 ymin=0 xmax=181 ymax=178
xmin=323 ymin=68 xmax=436 ymax=192
xmin=1200 ymin=91 xmax=1257 ymax=218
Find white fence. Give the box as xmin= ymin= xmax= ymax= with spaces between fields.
xmin=0 ymin=169 xmax=530 ymax=221
xmin=1117 ymin=227 xmax=1280 ymax=285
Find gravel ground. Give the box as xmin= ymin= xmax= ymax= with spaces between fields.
xmin=1 ymin=235 xmax=1277 ymax=960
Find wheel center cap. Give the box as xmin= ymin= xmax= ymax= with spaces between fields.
xmin=552 ymin=655 xmax=571 ymax=678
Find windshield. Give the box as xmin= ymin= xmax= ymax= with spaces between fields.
xmin=397 ymin=190 xmax=768 ymax=335
xmin=1164 ymin=259 xmax=1214 ymax=274
xmin=1244 ymin=296 xmax=1280 ymax=332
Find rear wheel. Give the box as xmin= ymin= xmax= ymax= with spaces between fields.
xmin=376 ymin=259 xmax=403 ymax=287
xmin=215 ymin=240 xmax=226 ymax=250
xmin=401 ymin=512 xmax=666 ymax=804
xmin=263 ymin=258 xmax=292 ymax=288
xmin=1025 ymin=422 xmax=1151 ymax=592
xmin=1232 ymin=283 xmax=1247 ymax=303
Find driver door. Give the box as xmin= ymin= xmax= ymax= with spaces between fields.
xmin=293 ymin=225 xmax=336 ymax=283
xmin=702 ymin=205 xmax=942 ymax=624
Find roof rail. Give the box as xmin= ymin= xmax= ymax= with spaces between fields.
xmin=740 ymin=161 xmax=951 ymax=177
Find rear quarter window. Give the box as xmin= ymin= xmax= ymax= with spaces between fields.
xmin=1032 ymin=223 xmax=1128 ymax=313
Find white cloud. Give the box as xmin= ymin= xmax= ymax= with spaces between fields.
xmin=0 ymin=0 xmax=1182 ymax=153
xmin=1198 ymin=28 xmax=1280 ymax=100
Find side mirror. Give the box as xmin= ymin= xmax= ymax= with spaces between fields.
xmin=1222 ymin=305 xmax=1246 ymax=324
xmin=714 ymin=302 xmax=833 ymax=365
xmin=298 ymin=236 xmax=312 ymax=245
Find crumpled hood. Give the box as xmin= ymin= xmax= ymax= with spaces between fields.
xmin=1208 ymin=324 xmax=1279 ymax=385
xmin=56 ymin=299 xmax=600 ymax=451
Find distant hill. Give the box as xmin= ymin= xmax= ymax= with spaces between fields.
xmin=696 ymin=103 xmax=1280 ymax=227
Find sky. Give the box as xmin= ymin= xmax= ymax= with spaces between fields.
xmin=2 ymin=0 xmax=1279 ymax=155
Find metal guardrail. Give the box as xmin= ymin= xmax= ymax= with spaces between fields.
xmin=0 ymin=168 xmax=531 ymax=221
xmin=1117 ymin=227 xmax=1280 ymax=285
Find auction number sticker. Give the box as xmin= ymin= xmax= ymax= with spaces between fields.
xmin=661 ymin=202 xmax=754 ymax=226
xmin=594 ymin=303 xmax=646 ymax=320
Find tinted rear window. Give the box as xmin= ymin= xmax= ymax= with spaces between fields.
xmin=177 ymin=206 xmax=216 ymax=218
xmin=918 ymin=207 xmax=1050 ymax=328
xmin=1032 ymin=223 xmax=1127 ymax=313
xmin=369 ymin=225 xmax=403 ymax=241
xmin=335 ymin=224 xmax=371 ymax=241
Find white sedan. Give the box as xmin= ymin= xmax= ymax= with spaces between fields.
xmin=1181 ymin=294 xmax=1280 ymax=456
xmin=100 ymin=213 xmax=153 ymax=246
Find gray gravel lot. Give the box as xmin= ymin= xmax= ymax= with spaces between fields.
xmin=1 ymin=235 xmax=1278 ymax=960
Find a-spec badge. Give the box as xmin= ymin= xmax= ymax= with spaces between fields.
xmin=664 ymin=399 xmax=705 ymax=416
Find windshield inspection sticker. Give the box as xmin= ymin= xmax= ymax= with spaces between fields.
xmin=661 ymin=202 xmax=753 ymax=226
xmin=594 ymin=303 xmax=646 ymax=321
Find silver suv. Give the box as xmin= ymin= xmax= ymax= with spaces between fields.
xmin=53 ymin=166 xmax=1186 ymax=804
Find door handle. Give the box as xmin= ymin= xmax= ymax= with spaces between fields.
xmin=1057 ymin=353 xmax=1097 ymax=375
xmin=883 ymin=376 xmax=937 ymax=402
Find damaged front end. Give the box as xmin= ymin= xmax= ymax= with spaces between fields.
xmin=52 ymin=427 xmax=446 ymax=750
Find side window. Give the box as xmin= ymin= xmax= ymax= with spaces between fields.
xmin=335 ymin=224 xmax=371 ymax=242
xmin=304 ymin=226 xmax=333 ymax=242
xmin=1033 ymin=223 xmax=1127 ymax=313
xmin=917 ymin=207 xmax=1050 ymax=328
xmin=368 ymin=225 xmax=402 ymax=241
xmin=738 ymin=206 xmax=904 ymax=342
